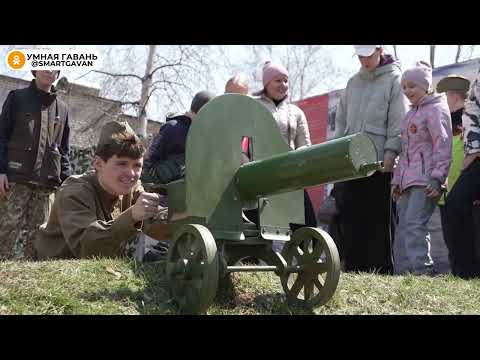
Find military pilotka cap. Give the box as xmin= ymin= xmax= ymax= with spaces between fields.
xmin=97 ymin=121 xmax=138 ymax=147
xmin=436 ymin=74 xmax=471 ymax=93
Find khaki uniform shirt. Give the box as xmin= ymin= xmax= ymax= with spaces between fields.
xmin=36 ymin=171 xmax=143 ymax=259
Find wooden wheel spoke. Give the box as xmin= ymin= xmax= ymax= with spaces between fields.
xmin=177 ymin=240 xmax=189 ymax=259
xmin=313 ymin=276 xmax=325 ymax=291
xmin=178 ymin=233 xmax=198 ymax=259
xmin=186 ymin=234 xmax=196 ymax=254
xmin=304 ymin=277 xmax=314 ymax=301
xmin=289 ymin=273 xmax=306 ymax=298
xmin=301 ymin=237 xmax=312 ymax=254
xmin=311 ymin=261 xmax=330 ymax=274
xmin=312 ymin=239 xmax=324 ymax=259
xmin=190 ymin=241 xmax=201 ymax=259
xmin=293 ymin=245 xmax=304 ymax=258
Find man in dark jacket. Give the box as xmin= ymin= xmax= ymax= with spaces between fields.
xmin=445 ymin=68 xmax=480 ymax=278
xmin=141 ymin=90 xmax=214 ymax=185
xmin=0 ymin=70 xmax=71 ymax=260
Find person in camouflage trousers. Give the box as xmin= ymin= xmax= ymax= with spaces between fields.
xmin=0 ymin=70 xmax=71 ymax=260
xmin=0 ymin=184 xmax=52 ymax=260
xmin=69 ymin=145 xmax=96 ymax=175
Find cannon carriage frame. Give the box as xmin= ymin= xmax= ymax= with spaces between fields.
xmin=145 ymin=94 xmax=381 ymax=314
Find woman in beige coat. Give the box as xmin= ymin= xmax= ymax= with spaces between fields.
xmin=254 ymin=61 xmax=311 ymax=150
xmin=251 ymin=61 xmax=316 ymax=238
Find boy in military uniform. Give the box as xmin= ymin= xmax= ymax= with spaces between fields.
xmin=0 ymin=70 xmax=71 ymax=260
xmin=35 ymin=121 xmax=165 ymax=259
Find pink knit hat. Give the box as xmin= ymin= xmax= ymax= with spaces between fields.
xmin=262 ymin=61 xmax=289 ymax=87
xmin=401 ymin=61 xmax=433 ymax=92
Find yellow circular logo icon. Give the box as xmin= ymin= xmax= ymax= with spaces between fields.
xmin=7 ymin=50 xmax=26 ymax=70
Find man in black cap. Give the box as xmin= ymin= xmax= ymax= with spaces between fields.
xmin=0 ymin=70 xmax=71 ymax=260
xmin=141 ymin=90 xmax=215 ymax=185
xmin=431 ymin=75 xmax=471 ymax=275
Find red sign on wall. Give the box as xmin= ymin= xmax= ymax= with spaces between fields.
xmin=296 ymin=94 xmax=329 ymax=214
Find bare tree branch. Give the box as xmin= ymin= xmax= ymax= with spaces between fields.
xmin=455 ymin=45 xmax=463 ymax=63
xmin=93 ymin=69 xmax=143 ymax=81
xmin=430 ymin=45 xmax=436 ymax=68
xmin=118 ymin=100 xmax=140 ymax=106
xmin=73 ymin=70 xmax=93 ymax=82
xmin=467 ymin=45 xmax=476 ymax=60
xmin=149 ymin=62 xmax=183 ymax=78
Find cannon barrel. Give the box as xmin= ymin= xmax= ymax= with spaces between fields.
xmin=235 ymin=133 xmax=381 ymax=200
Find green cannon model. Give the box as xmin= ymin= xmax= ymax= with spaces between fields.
xmin=147 ymin=94 xmax=381 ymax=314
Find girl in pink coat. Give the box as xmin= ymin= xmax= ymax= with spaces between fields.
xmin=391 ymin=61 xmax=453 ymax=275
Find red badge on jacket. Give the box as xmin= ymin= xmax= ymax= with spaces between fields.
xmin=409 ymin=124 xmax=417 ymax=134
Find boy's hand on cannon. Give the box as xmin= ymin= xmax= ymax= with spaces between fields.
xmin=132 ymin=192 xmax=165 ymax=222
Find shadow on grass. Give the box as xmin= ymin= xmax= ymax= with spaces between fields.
xmin=212 ymin=274 xmax=315 ymax=315
xmin=79 ymin=261 xmax=179 ymax=315
xmin=79 ymin=260 xmax=316 ymax=315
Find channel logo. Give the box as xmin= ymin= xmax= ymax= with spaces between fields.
xmin=5 ymin=48 xmax=102 ymax=71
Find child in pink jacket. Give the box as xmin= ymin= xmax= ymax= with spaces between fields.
xmin=391 ymin=61 xmax=453 ymax=275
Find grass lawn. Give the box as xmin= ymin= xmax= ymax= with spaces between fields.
xmin=1 ymin=258 xmax=479 ymax=315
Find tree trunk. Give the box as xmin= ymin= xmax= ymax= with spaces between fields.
xmin=455 ymin=45 xmax=462 ymax=63
xmin=393 ymin=45 xmax=398 ymax=59
xmin=468 ymin=45 xmax=476 ymax=59
xmin=137 ymin=45 xmax=156 ymax=138
xmin=299 ymin=73 xmax=305 ymax=100
xmin=430 ymin=45 xmax=436 ymax=68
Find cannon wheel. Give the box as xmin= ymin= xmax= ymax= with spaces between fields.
xmin=167 ymin=224 xmax=219 ymax=314
xmin=280 ymin=227 xmax=340 ymax=308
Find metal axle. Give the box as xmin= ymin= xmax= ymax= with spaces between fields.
xmin=226 ymin=264 xmax=304 ymax=273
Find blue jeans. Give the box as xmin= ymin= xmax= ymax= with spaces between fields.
xmin=394 ymin=186 xmax=435 ymax=275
